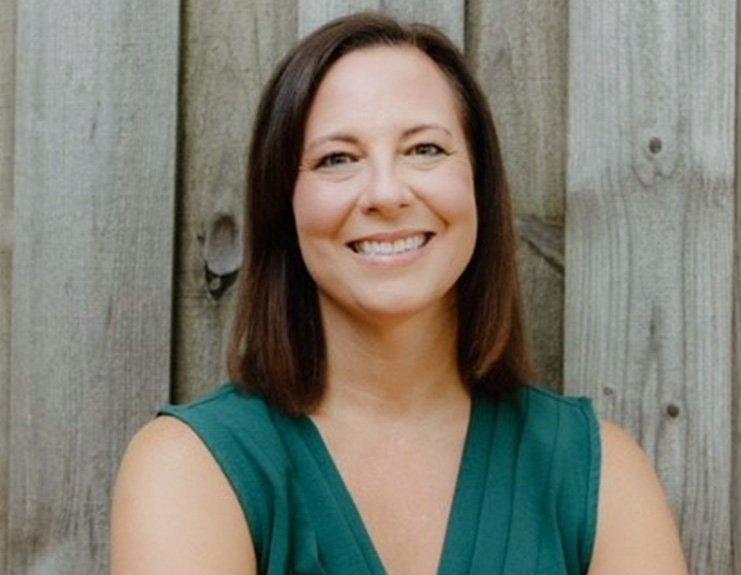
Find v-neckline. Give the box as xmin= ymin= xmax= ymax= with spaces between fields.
xmin=294 ymin=393 xmax=489 ymax=575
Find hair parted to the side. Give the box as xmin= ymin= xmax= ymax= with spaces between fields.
xmin=226 ymin=10 xmax=539 ymax=418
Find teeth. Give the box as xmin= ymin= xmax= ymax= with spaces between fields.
xmin=353 ymin=234 xmax=428 ymax=255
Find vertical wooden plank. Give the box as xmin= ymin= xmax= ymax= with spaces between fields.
xmin=9 ymin=1 xmax=179 ymax=572
xmin=467 ymin=0 xmax=569 ymax=392
xmin=0 ymin=0 xmax=16 ymax=572
xmin=174 ymin=0 xmax=297 ymax=403
xmin=733 ymin=3 xmax=741 ymax=567
xmin=566 ymin=1 xmax=734 ymax=572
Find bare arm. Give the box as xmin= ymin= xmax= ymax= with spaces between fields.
xmin=587 ymin=419 xmax=689 ymax=574
xmin=110 ymin=416 xmax=258 ymax=574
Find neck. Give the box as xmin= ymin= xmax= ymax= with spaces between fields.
xmin=314 ymin=291 xmax=469 ymax=424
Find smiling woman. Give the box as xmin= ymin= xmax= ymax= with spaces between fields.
xmin=225 ymin=13 xmax=533 ymax=416
xmin=110 ymin=10 xmax=689 ymax=575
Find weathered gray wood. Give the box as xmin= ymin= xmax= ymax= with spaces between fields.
xmin=9 ymin=1 xmax=179 ymax=572
xmin=733 ymin=24 xmax=741 ymax=575
xmin=566 ymin=1 xmax=734 ymax=572
xmin=0 ymin=0 xmax=16 ymax=572
xmin=174 ymin=0 xmax=297 ymax=403
xmin=298 ymin=1 xmax=464 ymax=49
xmin=467 ymin=0 xmax=569 ymax=392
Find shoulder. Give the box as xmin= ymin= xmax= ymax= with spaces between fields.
xmin=501 ymin=385 xmax=689 ymax=573
xmin=588 ymin=418 xmax=689 ymax=574
xmin=522 ymin=383 xmax=592 ymax=410
xmin=110 ymin=411 xmax=258 ymax=574
xmin=521 ymin=383 xmax=596 ymax=416
xmin=518 ymin=384 xmax=600 ymax=451
xmin=157 ymin=381 xmax=270 ymax=420
xmin=156 ymin=382 xmax=281 ymax=446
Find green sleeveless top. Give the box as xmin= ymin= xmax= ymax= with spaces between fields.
xmin=155 ymin=381 xmax=601 ymax=574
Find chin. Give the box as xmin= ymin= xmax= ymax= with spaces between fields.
xmin=355 ymin=294 xmax=447 ymax=321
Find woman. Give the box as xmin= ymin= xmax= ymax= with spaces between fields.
xmin=110 ymin=11 xmax=689 ymax=574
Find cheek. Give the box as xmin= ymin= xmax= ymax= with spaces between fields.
xmin=415 ymin=161 xmax=476 ymax=226
xmin=292 ymin=178 xmax=357 ymax=274
xmin=293 ymin=179 xmax=347 ymax=238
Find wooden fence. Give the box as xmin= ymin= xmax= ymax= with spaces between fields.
xmin=0 ymin=0 xmax=736 ymax=573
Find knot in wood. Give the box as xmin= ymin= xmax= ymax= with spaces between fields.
xmin=648 ymin=137 xmax=663 ymax=154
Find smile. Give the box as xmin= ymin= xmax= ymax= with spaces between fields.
xmin=346 ymin=232 xmax=435 ymax=267
xmin=349 ymin=232 xmax=433 ymax=255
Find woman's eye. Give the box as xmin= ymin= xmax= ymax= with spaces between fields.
xmin=315 ymin=144 xmax=445 ymax=169
xmin=316 ymin=152 xmax=355 ymax=168
xmin=411 ymin=143 xmax=445 ymax=156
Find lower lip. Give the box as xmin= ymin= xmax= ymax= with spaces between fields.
xmin=347 ymin=235 xmax=434 ymax=268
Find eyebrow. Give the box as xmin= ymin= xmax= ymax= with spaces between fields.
xmin=305 ymin=123 xmax=452 ymax=153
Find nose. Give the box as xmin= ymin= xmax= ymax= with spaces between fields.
xmin=358 ymin=160 xmax=413 ymax=216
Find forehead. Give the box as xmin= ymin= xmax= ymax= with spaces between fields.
xmin=303 ymin=45 xmax=462 ymax=136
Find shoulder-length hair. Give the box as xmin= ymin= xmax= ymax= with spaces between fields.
xmin=226 ymin=10 xmax=538 ymax=417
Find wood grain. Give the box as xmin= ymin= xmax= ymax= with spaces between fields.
xmin=733 ymin=4 xmax=741 ymax=572
xmin=298 ymin=1 xmax=464 ymax=48
xmin=0 ymin=0 xmax=15 ymax=571
xmin=565 ymin=1 xmax=734 ymax=572
xmin=8 ymin=1 xmax=179 ymax=572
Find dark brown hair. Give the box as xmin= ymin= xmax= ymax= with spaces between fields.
xmin=226 ymin=10 xmax=538 ymax=417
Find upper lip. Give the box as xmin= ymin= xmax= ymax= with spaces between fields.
xmin=346 ymin=229 xmax=435 ymax=245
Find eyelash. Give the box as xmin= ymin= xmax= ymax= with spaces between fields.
xmin=315 ymin=143 xmax=447 ymax=169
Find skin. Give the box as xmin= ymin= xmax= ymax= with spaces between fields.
xmin=110 ymin=45 xmax=690 ymax=575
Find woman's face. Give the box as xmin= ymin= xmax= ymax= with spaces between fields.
xmin=293 ymin=45 xmax=477 ymax=324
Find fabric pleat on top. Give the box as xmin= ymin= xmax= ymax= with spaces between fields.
xmin=156 ymin=381 xmax=601 ymax=574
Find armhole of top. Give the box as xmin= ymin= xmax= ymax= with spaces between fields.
xmin=154 ymin=406 xmax=263 ymax=554
xmin=577 ymin=396 xmax=602 ymax=573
